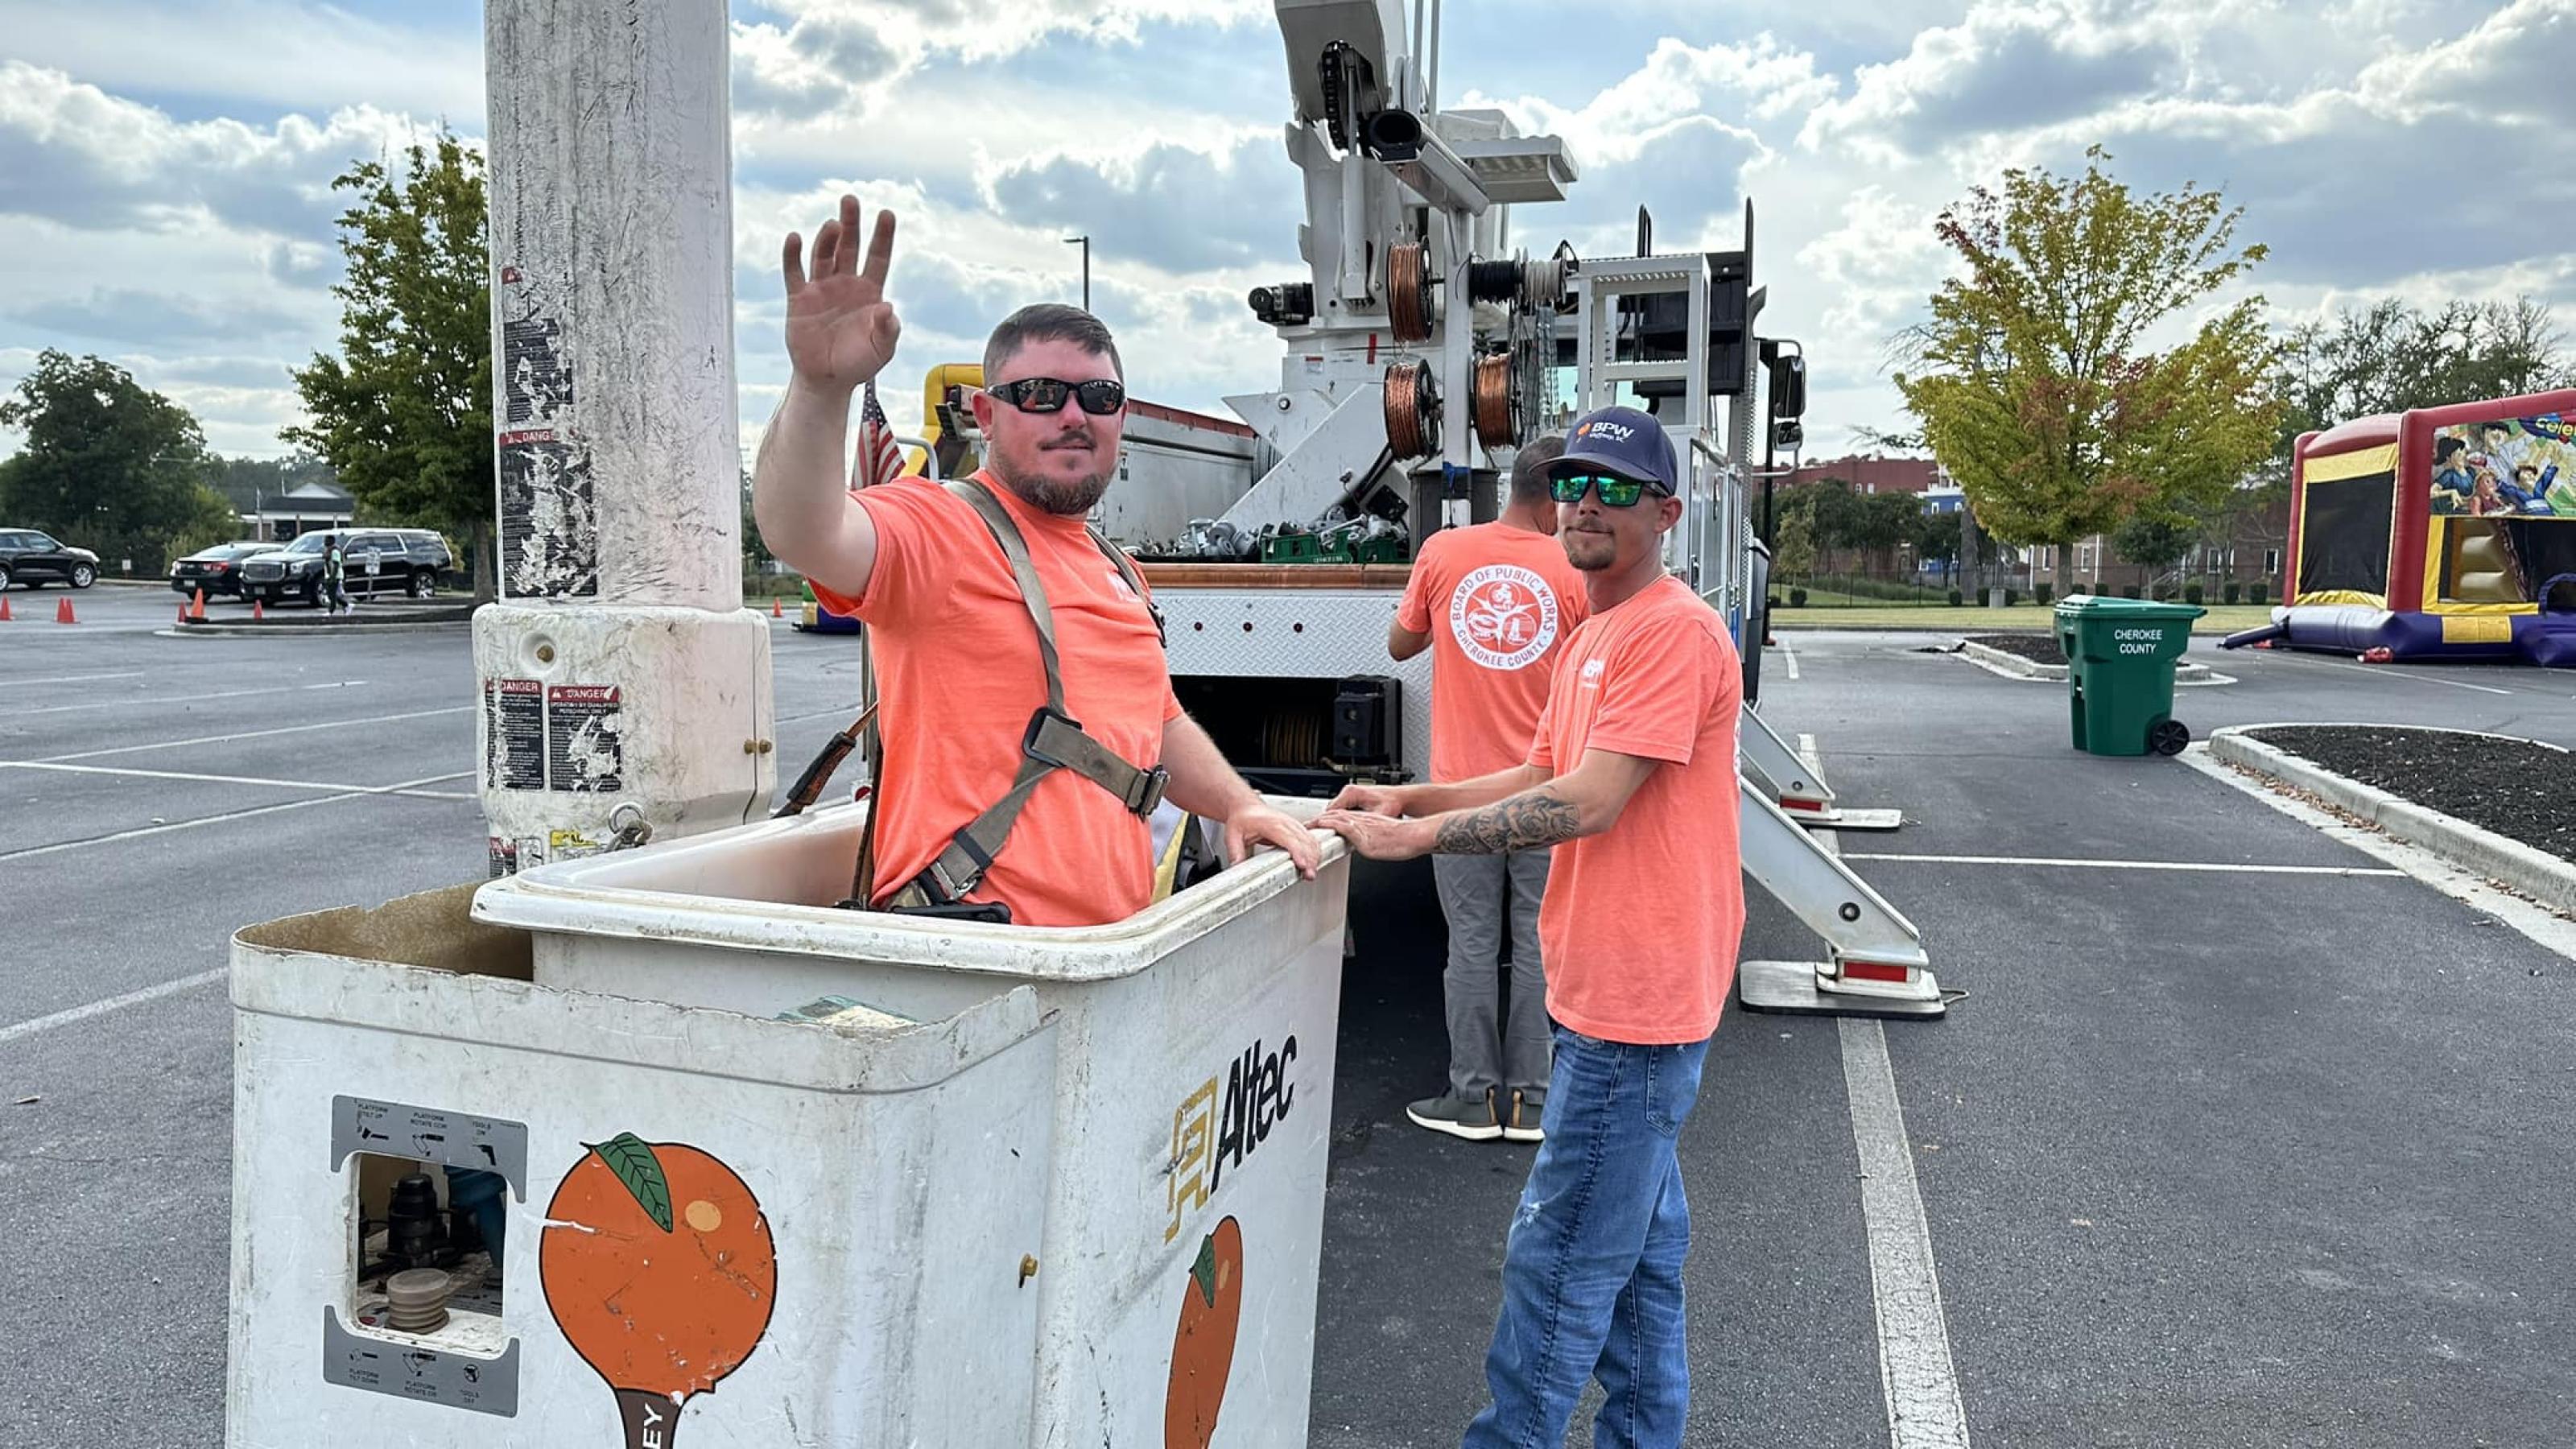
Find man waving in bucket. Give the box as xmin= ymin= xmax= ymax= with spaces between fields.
xmin=1319 ymin=405 xmax=1745 ymax=1447
xmin=752 ymin=198 xmax=1319 ymax=927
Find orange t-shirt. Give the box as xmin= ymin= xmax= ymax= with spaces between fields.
xmin=811 ymin=473 xmax=1181 ymax=927
xmin=1395 ymin=522 xmax=1591 ymax=782
xmin=1527 ymin=575 xmax=1744 ymax=1043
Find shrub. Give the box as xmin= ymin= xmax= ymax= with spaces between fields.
xmin=2034 ymin=583 xmax=2054 ymax=605
xmin=2122 ymin=584 xmax=2143 ymax=599
xmin=2223 ymin=581 xmax=2241 ymax=605
xmin=1789 ymin=587 xmax=1809 ymax=608
xmin=2248 ymin=581 xmax=2270 ymax=605
xmin=2184 ymin=583 xmax=2205 ymax=605
xmin=2004 ymin=587 xmax=2021 ymax=607
xmin=1947 ymin=588 xmax=1963 ymax=607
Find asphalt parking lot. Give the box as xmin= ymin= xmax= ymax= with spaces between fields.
xmin=8 ymin=590 xmax=2576 ymax=1446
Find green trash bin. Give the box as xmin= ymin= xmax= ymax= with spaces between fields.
xmin=2054 ymin=595 xmax=2206 ymax=757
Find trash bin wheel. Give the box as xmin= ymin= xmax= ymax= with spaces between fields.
xmin=2149 ymin=718 xmax=2190 ymax=757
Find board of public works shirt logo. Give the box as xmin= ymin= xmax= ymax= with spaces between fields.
xmin=1448 ymin=564 xmax=1559 ymax=671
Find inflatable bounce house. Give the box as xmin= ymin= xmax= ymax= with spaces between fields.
xmin=2229 ymin=387 xmax=2576 ymax=667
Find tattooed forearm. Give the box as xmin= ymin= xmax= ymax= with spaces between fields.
xmin=1432 ymin=790 xmax=1583 ymax=855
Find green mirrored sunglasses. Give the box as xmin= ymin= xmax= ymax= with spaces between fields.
xmin=1549 ymin=472 xmax=1665 ymax=507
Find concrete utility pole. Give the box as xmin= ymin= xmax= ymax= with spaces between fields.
xmin=475 ymin=0 xmax=775 ymax=876
xmin=1065 ymin=235 xmax=1090 ymax=312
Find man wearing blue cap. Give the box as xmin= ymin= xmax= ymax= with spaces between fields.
xmin=1321 ymin=403 xmax=1745 ymax=1447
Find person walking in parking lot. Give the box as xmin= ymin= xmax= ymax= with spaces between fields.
xmin=322 ymin=533 xmax=351 ymax=614
xmin=1387 ymin=434 xmax=1588 ymax=1144
xmin=1318 ymin=404 xmax=1745 ymax=1448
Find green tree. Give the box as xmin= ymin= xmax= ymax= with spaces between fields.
xmin=1895 ymin=148 xmax=2284 ymax=554
xmin=2112 ymin=510 xmax=2196 ymax=583
xmin=286 ymin=130 xmax=494 ymax=597
xmin=1852 ymin=490 xmax=1924 ymax=570
xmin=1771 ymin=494 xmax=1818 ymax=580
xmin=1911 ymin=504 xmax=1961 ymax=568
xmin=0 ymin=349 xmax=238 ymax=572
xmin=2276 ymin=297 xmax=2571 ymax=457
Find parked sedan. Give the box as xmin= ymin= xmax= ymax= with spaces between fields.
xmin=171 ymin=541 xmax=271 ymax=599
xmin=0 ymin=529 xmax=99 ymax=590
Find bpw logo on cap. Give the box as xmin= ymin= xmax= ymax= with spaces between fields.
xmin=1577 ymin=420 xmax=1638 ymax=444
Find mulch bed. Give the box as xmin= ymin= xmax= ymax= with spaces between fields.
xmin=2247 ymin=725 xmax=2576 ymax=864
xmin=1963 ymin=633 xmax=2066 ymax=666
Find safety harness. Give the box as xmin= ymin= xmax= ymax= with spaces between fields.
xmin=852 ymin=478 xmax=1187 ymax=922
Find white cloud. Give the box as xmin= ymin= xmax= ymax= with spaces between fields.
xmin=8 ymin=0 xmax=2576 ymax=466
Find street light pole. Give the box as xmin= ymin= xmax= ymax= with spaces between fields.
xmin=1064 ymin=235 xmax=1089 ymax=312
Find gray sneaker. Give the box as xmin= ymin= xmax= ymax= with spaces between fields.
xmin=1406 ymin=1088 xmax=1501 ymax=1142
xmin=1503 ymin=1088 xmax=1546 ymax=1143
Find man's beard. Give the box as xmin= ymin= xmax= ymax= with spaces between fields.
xmin=1563 ymin=527 xmax=1616 ymax=571
xmin=996 ymin=450 xmax=1113 ymax=516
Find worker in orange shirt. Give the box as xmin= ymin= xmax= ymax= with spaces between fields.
xmin=1387 ymin=436 xmax=1588 ymax=1143
xmin=751 ymin=198 xmax=1320 ymax=926
xmin=1319 ymin=404 xmax=1744 ymax=1447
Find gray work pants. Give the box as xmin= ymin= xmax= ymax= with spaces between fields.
xmin=1430 ymin=848 xmax=1553 ymax=1099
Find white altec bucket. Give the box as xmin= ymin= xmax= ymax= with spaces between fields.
xmin=225 ymin=800 xmax=1348 ymax=1449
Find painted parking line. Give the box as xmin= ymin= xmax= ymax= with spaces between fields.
xmin=2180 ymin=745 xmax=2576 ymax=960
xmin=0 ymin=968 xmax=228 ymax=1046
xmin=1798 ymin=733 xmax=1974 ymax=1449
xmin=0 ymin=770 xmax=472 ymax=862
xmin=0 ymin=759 xmax=475 ymax=800
xmin=23 ymin=706 xmax=473 ymax=763
xmin=1777 ymin=636 xmax=1802 ymax=681
xmin=1840 ymin=852 xmax=2405 ymax=877
xmin=0 ymin=671 xmax=149 ymax=687
xmin=2257 ymin=653 xmax=2514 ymax=696
xmin=0 ymin=679 xmax=375 ymax=718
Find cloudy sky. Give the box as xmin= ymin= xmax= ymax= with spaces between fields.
xmin=2 ymin=0 xmax=2571 ymax=467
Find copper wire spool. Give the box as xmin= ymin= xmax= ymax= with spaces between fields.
xmin=1386 ymin=241 xmax=1433 ymax=343
xmin=1472 ymin=353 xmax=1517 ymax=449
xmin=1382 ymin=359 xmax=1439 ymax=459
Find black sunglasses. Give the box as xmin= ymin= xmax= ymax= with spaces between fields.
xmin=1549 ymin=471 xmax=1669 ymax=507
xmin=987 ymin=377 xmax=1126 ymax=415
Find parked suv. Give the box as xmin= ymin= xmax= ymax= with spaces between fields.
xmin=236 ymin=528 xmax=452 ymax=606
xmin=170 ymin=541 xmax=271 ymax=599
xmin=0 ymin=529 xmax=100 ymax=590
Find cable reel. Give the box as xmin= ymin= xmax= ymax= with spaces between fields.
xmin=1386 ymin=240 xmax=1435 ymax=343
xmin=1383 ymin=358 xmax=1441 ymax=460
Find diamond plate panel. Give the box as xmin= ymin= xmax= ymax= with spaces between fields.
xmin=1158 ymin=587 xmax=1435 ymax=777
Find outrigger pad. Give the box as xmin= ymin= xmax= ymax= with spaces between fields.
xmin=1787 ymin=807 xmax=1905 ymax=833
xmin=1736 ymin=960 xmax=1949 ymax=1022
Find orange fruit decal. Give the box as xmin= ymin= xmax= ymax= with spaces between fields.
xmin=1164 ymin=1215 xmax=1245 ymax=1449
xmin=541 ymin=1133 xmax=778 ymax=1447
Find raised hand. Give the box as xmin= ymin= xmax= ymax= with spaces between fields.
xmin=781 ymin=196 xmax=899 ymax=394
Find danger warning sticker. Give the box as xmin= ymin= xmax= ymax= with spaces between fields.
xmin=486 ymin=679 xmax=546 ymax=791
xmin=545 ymin=684 xmax=623 ymax=792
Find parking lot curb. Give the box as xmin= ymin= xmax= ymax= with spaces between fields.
xmin=1955 ymin=638 xmax=2221 ymax=686
xmin=2210 ymin=724 xmax=2576 ymax=915
xmin=164 ymin=614 xmax=472 ymax=638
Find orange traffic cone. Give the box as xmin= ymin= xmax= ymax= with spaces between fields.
xmin=0 ymin=594 xmax=12 ymax=621
xmin=772 ymin=596 xmax=783 ymax=618
xmin=178 ymin=602 xmax=189 ymax=625
xmin=190 ymin=588 xmax=207 ymax=621
xmin=56 ymin=596 xmax=76 ymax=624
xmin=253 ymin=598 xmax=266 ymax=621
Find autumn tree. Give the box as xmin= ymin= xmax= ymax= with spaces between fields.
xmin=1895 ymin=149 xmax=2283 ymax=559
xmin=287 ymin=131 xmax=495 ymax=598
xmin=0 ymin=349 xmax=237 ymax=571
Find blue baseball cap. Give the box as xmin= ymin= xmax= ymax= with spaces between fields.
xmin=1551 ymin=405 xmax=1678 ymax=495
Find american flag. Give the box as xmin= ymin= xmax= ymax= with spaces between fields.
xmin=854 ymin=376 xmax=906 ymax=490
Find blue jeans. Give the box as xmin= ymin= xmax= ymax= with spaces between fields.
xmin=1463 ymin=1025 xmax=1711 ymax=1449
